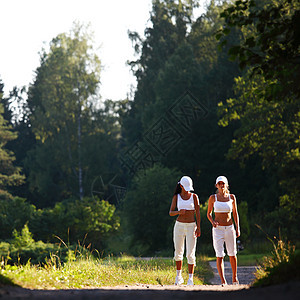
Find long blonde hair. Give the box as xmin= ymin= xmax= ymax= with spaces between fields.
xmin=216 ymin=185 xmax=230 ymax=196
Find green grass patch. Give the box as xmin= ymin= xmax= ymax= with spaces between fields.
xmin=204 ymin=253 xmax=266 ymax=266
xmin=237 ymin=253 xmax=267 ymax=266
xmin=0 ymin=255 xmax=211 ymax=289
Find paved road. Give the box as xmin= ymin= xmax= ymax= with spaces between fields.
xmin=208 ymin=261 xmax=257 ymax=285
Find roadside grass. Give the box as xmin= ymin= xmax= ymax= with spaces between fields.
xmin=204 ymin=253 xmax=265 ymax=266
xmin=0 ymin=255 xmax=211 ymax=289
xmin=251 ymin=235 xmax=299 ymax=287
xmin=253 ymin=250 xmax=300 ymax=287
xmin=237 ymin=253 xmax=266 ymax=266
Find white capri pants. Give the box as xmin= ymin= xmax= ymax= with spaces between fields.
xmin=212 ymin=224 xmax=237 ymax=257
xmin=173 ymin=221 xmax=197 ymax=265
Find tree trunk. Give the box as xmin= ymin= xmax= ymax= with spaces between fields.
xmin=77 ymin=110 xmax=83 ymax=200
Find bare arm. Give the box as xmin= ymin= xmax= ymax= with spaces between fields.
xmin=207 ymin=195 xmax=219 ymax=227
xmin=193 ymin=194 xmax=201 ymax=237
xmin=169 ymin=195 xmax=185 ymax=216
xmin=231 ymin=194 xmax=240 ymax=237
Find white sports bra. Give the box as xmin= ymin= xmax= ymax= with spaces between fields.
xmin=214 ymin=194 xmax=233 ymax=213
xmin=177 ymin=193 xmax=195 ymax=211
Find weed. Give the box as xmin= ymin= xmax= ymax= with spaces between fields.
xmin=0 ymin=254 xmax=209 ymax=289
xmin=253 ymin=224 xmax=297 ymax=286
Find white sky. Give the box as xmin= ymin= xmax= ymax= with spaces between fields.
xmin=0 ymin=0 xmax=204 ymax=101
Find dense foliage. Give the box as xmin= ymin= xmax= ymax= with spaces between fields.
xmin=0 ymin=0 xmax=298 ymax=260
xmin=0 ymin=196 xmax=119 ymax=253
xmin=123 ymin=165 xmax=181 ymax=254
xmin=0 ymin=83 xmax=25 ymax=200
xmin=217 ymin=0 xmax=300 ymax=240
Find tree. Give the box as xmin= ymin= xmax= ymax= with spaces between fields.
xmin=1 ymin=86 xmax=37 ymax=201
xmin=26 ymin=23 xmax=103 ymax=204
xmin=121 ymin=0 xmax=251 ymax=206
xmin=124 ymin=0 xmax=198 ymax=144
xmin=217 ymin=0 xmax=300 ymax=236
xmin=217 ymin=0 xmax=300 ymax=100
xmin=218 ymin=70 xmax=299 ymax=226
xmin=217 ymin=0 xmax=300 ymax=185
xmin=123 ymin=164 xmax=180 ymax=254
xmin=218 ymin=71 xmax=299 ymax=170
xmin=0 ymin=80 xmax=25 ymax=200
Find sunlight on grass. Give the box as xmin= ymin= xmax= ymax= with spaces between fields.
xmin=237 ymin=253 xmax=266 ymax=266
xmin=203 ymin=253 xmax=264 ymax=266
xmin=1 ymin=255 xmax=209 ymax=289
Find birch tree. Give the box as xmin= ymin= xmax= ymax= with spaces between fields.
xmin=27 ymin=23 xmax=101 ymax=202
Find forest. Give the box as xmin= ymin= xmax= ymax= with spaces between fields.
xmin=0 ymin=0 xmax=299 ymax=262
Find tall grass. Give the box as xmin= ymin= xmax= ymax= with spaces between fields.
xmin=0 ymin=252 xmax=210 ymax=289
xmin=252 ymin=225 xmax=298 ymax=286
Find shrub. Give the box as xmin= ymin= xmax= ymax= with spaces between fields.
xmin=0 ymin=224 xmax=90 ymax=265
xmin=238 ymin=201 xmax=250 ymax=243
xmin=11 ymin=224 xmax=34 ymax=248
xmin=253 ymin=227 xmax=298 ymax=286
xmin=123 ymin=164 xmax=181 ymax=254
xmin=30 ymin=197 xmax=120 ymax=250
xmin=0 ymin=197 xmax=36 ymax=240
xmin=253 ymin=251 xmax=300 ymax=287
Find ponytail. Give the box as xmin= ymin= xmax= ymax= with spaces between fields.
xmin=174 ymin=183 xmax=182 ymax=195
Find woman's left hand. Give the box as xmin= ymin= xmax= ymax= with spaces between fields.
xmin=236 ymin=228 xmax=240 ymax=238
xmin=195 ymin=227 xmax=201 ymax=237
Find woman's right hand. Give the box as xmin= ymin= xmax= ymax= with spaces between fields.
xmin=178 ymin=209 xmax=186 ymax=215
xmin=212 ymin=220 xmax=219 ymax=227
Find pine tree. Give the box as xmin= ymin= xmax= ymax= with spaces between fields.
xmin=0 ymin=81 xmax=25 ymax=199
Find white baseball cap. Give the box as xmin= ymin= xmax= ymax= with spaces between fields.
xmin=179 ymin=176 xmax=194 ymax=191
xmin=215 ymin=176 xmax=228 ymax=185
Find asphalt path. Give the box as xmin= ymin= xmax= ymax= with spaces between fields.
xmin=208 ymin=260 xmax=257 ymax=285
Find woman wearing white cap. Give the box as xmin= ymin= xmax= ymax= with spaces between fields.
xmin=169 ymin=176 xmax=201 ymax=285
xmin=207 ymin=175 xmax=240 ymax=286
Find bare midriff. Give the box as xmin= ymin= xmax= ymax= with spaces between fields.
xmin=177 ymin=210 xmax=196 ymax=223
xmin=214 ymin=212 xmax=233 ymax=226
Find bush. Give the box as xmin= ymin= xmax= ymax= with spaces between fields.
xmin=239 ymin=201 xmax=250 ymax=243
xmin=0 ymin=224 xmax=94 ymax=265
xmin=263 ymin=194 xmax=300 ymax=242
xmin=198 ymin=200 xmax=212 ymax=245
xmin=0 ymin=197 xmax=36 ymax=240
xmin=253 ymin=251 xmax=300 ymax=287
xmin=30 ymin=197 xmax=120 ymax=250
xmin=7 ymin=241 xmax=60 ymax=265
xmin=253 ymin=230 xmax=298 ymax=286
xmin=0 ymin=224 xmax=61 ymax=265
xmin=122 ymin=164 xmax=181 ymax=254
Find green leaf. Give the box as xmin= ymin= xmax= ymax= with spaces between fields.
xmin=245 ymin=37 xmax=256 ymax=48
xmin=228 ymin=45 xmax=241 ymax=56
xmin=215 ymin=33 xmax=222 ymax=40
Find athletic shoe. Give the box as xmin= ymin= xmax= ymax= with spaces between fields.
xmin=187 ymin=278 xmax=194 ymax=286
xmin=175 ymin=275 xmax=184 ymax=285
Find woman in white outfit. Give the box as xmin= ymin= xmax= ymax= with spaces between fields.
xmin=169 ymin=176 xmax=201 ymax=286
xmin=207 ymin=176 xmax=240 ymax=286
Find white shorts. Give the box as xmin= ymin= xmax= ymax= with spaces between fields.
xmin=173 ymin=221 xmax=197 ymax=265
xmin=212 ymin=224 xmax=237 ymax=257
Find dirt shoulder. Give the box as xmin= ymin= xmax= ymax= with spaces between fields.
xmin=0 ymin=281 xmax=299 ymax=299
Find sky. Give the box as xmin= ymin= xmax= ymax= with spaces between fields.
xmin=0 ymin=0 xmax=204 ymax=101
